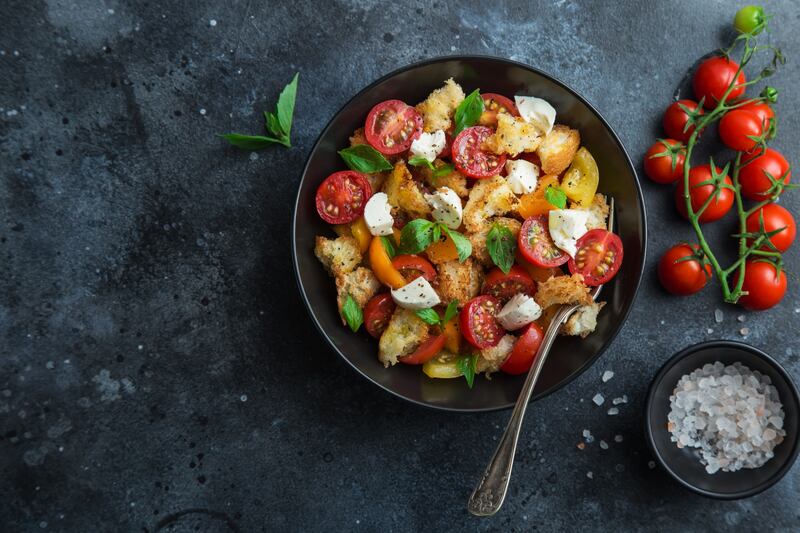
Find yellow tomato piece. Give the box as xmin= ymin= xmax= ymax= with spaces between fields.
xmin=350 ymin=218 xmax=371 ymax=253
xmin=426 ymin=235 xmax=460 ymax=263
xmin=518 ymin=175 xmax=560 ymax=218
xmin=561 ymin=147 xmax=599 ymax=207
xmin=423 ymin=355 xmax=462 ymax=379
xmin=443 ymin=318 xmax=461 ymax=353
xmin=516 ymin=252 xmax=562 ymax=282
xmin=368 ymin=237 xmax=406 ymax=289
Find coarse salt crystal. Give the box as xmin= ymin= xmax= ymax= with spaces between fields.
xmin=648 ymin=460 xmax=656 ymax=469
xmin=607 ymin=407 xmax=619 ymax=415
xmin=714 ymin=309 xmax=724 ymax=323
xmin=737 ymin=315 xmax=746 ymax=323
xmin=602 ymin=370 xmax=614 ymax=383
xmin=740 ymin=327 xmax=750 ymax=336
xmin=614 ymin=435 xmax=623 ymax=443
xmin=209 ymin=19 xmax=217 ymax=26
xmin=586 ymin=471 xmax=593 ymax=479
xmin=592 ymin=393 xmax=605 ymax=406
xmin=599 ymin=440 xmax=609 ymax=450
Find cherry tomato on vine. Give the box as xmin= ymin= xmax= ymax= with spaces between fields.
xmin=738 ymin=100 xmax=775 ymax=134
xmin=735 ymin=260 xmax=787 ymax=311
xmin=364 ymin=99 xmax=423 ymax=155
xmin=693 ymin=57 xmax=746 ymax=108
xmin=745 ymin=203 xmax=796 ymax=252
xmin=674 ymin=164 xmax=734 ymax=223
xmin=363 ymin=293 xmax=396 ymax=338
xmin=734 ymin=5 xmax=766 ymax=35
xmin=658 ymin=244 xmax=712 ymax=296
xmin=739 ymin=147 xmax=792 ymax=201
xmin=460 ymin=295 xmax=503 ymax=349
xmin=643 ymin=139 xmax=686 ymax=184
xmin=315 ymin=171 xmax=373 ymax=224
xmin=500 ymin=322 xmax=544 ymax=375
xmin=719 ymin=109 xmax=763 ymax=152
xmin=663 ymin=100 xmax=704 ymax=142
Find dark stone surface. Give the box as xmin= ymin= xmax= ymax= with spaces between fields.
xmin=1 ymin=1 xmax=799 ymax=531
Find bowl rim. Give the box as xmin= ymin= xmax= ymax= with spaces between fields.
xmin=644 ymin=339 xmax=800 ymax=499
xmin=291 ymin=54 xmax=648 ymax=412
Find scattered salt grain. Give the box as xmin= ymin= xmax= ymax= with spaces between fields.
xmin=602 ymin=370 xmax=614 ymax=383
xmin=599 ymin=440 xmax=609 ymax=450
xmin=240 ymin=394 xmax=248 ymax=402
xmin=614 ymin=435 xmax=623 ymax=443
xmin=592 ymin=393 xmax=605 ymax=406
xmin=714 ymin=309 xmax=724 ymax=323
xmin=582 ymin=429 xmax=594 ymax=444
xmin=612 ymin=395 xmax=628 ymax=405
xmin=199 ymin=108 xmax=206 ymax=115
xmin=607 ymin=407 xmax=619 ymax=416
xmin=740 ymin=327 xmax=750 ymax=336
xmin=707 ymin=328 xmax=714 ymax=334
xmin=737 ymin=315 xmax=746 ymax=323
xmin=209 ymin=19 xmax=217 ymax=26
xmin=586 ymin=471 xmax=593 ymax=479
xmin=648 ymin=460 xmax=656 ymax=469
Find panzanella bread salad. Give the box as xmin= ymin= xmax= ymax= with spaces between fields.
xmin=313 ymin=79 xmax=623 ymax=386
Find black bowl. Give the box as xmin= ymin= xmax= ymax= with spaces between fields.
xmin=645 ymin=340 xmax=800 ymax=499
xmin=292 ymin=56 xmax=646 ymax=411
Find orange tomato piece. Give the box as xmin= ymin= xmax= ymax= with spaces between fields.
xmin=426 ymin=235 xmax=460 ymax=263
xmin=443 ymin=317 xmax=461 ymax=353
xmin=518 ymin=175 xmax=560 ymax=218
xmin=368 ymin=237 xmax=406 ymax=289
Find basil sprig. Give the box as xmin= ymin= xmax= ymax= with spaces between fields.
xmin=453 ymin=89 xmax=484 ymax=136
xmin=544 ymin=185 xmax=568 ymax=209
xmin=341 ymin=294 xmax=363 ymax=333
xmin=456 ymin=354 xmax=479 ymax=388
xmin=414 ymin=300 xmax=459 ymax=326
xmin=408 ymin=156 xmax=435 ymax=170
xmin=398 ymin=219 xmax=471 ymax=263
xmin=221 ymin=72 xmax=299 ymax=149
xmin=486 ymin=223 xmax=517 ymax=274
xmin=339 ymin=144 xmax=393 ymax=173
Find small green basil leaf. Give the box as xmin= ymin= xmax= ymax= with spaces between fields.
xmin=339 ymin=144 xmax=393 ymax=173
xmin=276 ymin=72 xmax=299 ymax=138
xmin=442 ymin=300 xmax=459 ymax=324
xmin=415 ymin=308 xmax=441 ymax=326
xmin=441 ymin=226 xmax=472 ymax=263
xmin=219 ymin=133 xmax=287 ymax=150
xmin=408 ymin=156 xmax=435 ymax=170
xmin=432 ymin=163 xmax=456 ymax=179
xmin=544 ymin=185 xmax=568 ymax=209
xmin=398 ymin=219 xmax=436 ymax=255
xmin=486 ymin=224 xmax=516 ymax=274
xmin=380 ymin=235 xmax=396 ymax=259
xmin=342 ymin=294 xmax=363 ymax=332
xmin=453 ymin=89 xmax=484 ymax=136
xmin=457 ymin=354 xmax=479 ymax=388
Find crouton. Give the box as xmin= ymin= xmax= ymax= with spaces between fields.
xmin=349 ymin=127 xmax=368 ymax=147
xmin=315 ymin=235 xmax=362 ymax=277
xmin=570 ymin=193 xmax=609 ymax=230
xmin=462 ymin=176 xmax=519 ymax=233
xmin=477 ymin=334 xmax=516 ymax=374
xmin=383 ymin=161 xmax=431 ymax=219
xmin=378 ymin=308 xmax=431 ymax=367
xmin=535 ymin=274 xmax=592 ymax=309
xmin=335 ymin=267 xmax=381 ymax=324
xmin=536 ymin=125 xmax=580 ymax=175
xmin=415 ymin=78 xmax=465 ymax=133
xmin=469 ymin=217 xmax=522 ymax=267
xmin=415 ymin=159 xmax=469 ymax=198
xmin=562 ymin=302 xmax=606 ymax=338
xmin=482 ymin=113 xmax=542 ymax=156
xmin=436 ymin=258 xmax=483 ymax=306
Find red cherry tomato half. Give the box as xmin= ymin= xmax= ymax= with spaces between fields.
xmin=452 ymin=126 xmax=506 ymax=179
xmin=693 ymin=56 xmax=746 ymax=108
xmin=739 ymin=147 xmax=792 ymax=201
xmin=501 ymin=322 xmax=544 ymax=375
xmin=364 ymin=99 xmax=423 ymax=155
xmin=745 ymin=203 xmax=796 ymax=253
xmin=738 ymin=100 xmax=775 ymax=133
xmin=363 ymin=293 xmax=396 ymax=338
xmin=518 ymin=215 xmax=569 ymax=268
xmin=674 ymin=164 xmax=734 ymax=223
xmin=391 ymin=254 xmax=437 ymax=282
xmin=480 ymin=93 xmax=518 ymax=127
xmin=643 ymin=139 xmax=686 ymax=185
xmin=315 ymin=171 xmax=373 ymax=224
xmin=568 ymin=229 xmax=624 ymax=286
xmin=482 ymin=265 xmax=537 ymax=304
xmin=663 ymin=100 xmax=705 ymax=142
xmin=460 ymin=295 xmax=504 ymax=349
xmin=657 ymin=244 xmax=712 ymax=296
xmin=719 ymin=109 xmax=762 ymax=152
xmin=735 ymin=260 xmax=787 ymax=311
xmin=399 ymin=334 xmax=446 ymax=365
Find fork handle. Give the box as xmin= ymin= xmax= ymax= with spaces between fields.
xmin=467 ymin=305 xmax=576 ymax=516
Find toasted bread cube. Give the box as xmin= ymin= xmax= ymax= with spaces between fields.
xmin=570 ymin=193 xmax=609 ymax=230
xmin=416 ymin=159 xmax=469 ymax=198
xmin=462 ymin=176 xmax=519 ymax=233
xmin=535 ymin=274 xmax=592 ymax=309
xmin=436 ymin=258 xmax=483 ymax=306
xmin=378 ymin=308 xmax=431 ymax=367
xmin=562 ymin=302 xmax=606 ymax=338
xmin=383 ymin=161 xmax=431 ymax=219
xmin=482 ymin=113 xmax=542 ymax=156
xmin=477 ymin=334 xmax=516 ymax=374
xmin=536 ymin=125 xmax=580 ymax=175
xmin=415 ymin=78 xmax=465 ymax=133
xmin=469 ymin=217 xmax=522 ymax=267
xmin=315 ymin=235 xmax=362 ymax=277
xmin=349 ymin=127 xmax=368 ymax=147
xmin=335 ymin=267 xmax=380 ymax=324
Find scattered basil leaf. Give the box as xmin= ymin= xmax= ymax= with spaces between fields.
xmin=339 ymin=144 xmax=393 ymax=173
xmin=415 ymin=308 xmax=441 ymax=326
xmin=398 ymin=219 xmax=436 ymax=254
xmin=380 ymin=235 xmax=396 ymax=259
xmin=486 ymin=224 xmax=516 ymax=274
xmin=442 ymin=300 xmax=459 ymax=324
xmin=342 ymin=294 xmax=363 ymax=333
xmin=457 ymin=354 xmax=479 ymax=388
xmin=408 ymin=156 xmax=435 ymax=170
xmin=276 ymin=72 xmax=299 ymax=139
xmin=453 ymin=89 xmax=484 ymax=136
xmin=544 ymin=185 xmax=568 ymax=209
xmin=441 ymin=226 xmax=472 ymax=262
xmin=432 ymin=163 xmax=456 ymax=179
xmin=218 ymin=133 xmax=286 ymax=149
xmin=265 ymin=111 xmax=283 ymax=139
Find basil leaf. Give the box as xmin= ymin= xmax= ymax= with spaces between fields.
xmin=486 ymin=224 xmax=516 ymax=274
xmin=408 ymin=156 xmax=435 ymax=170
xmin=453 ymin=89 xmax=484 ymax=136
xmin=432 ymin=163 xmax=456 ymax=179
xmin=398 ymin=219 xmax=436 ymax=254
xmin=342 ymin=294 xmax=363 ymax=333
xmin=441 ymin=226 xmax=472 ymax=262
xmin=276 ymin=72 xmax=299 ymax=140
xmin=219 ymin=133 xmax=286 ymax=150
xmin=339 ymin=144 xmax=393 ymax=173
xmin=442 ymin=300 xmax=459 ymax=324
xmin=432 ymin=223 xmax=442 ymax=244
xmin=380 ymin=235 xmax=396 ymax=259
xmin=415 ymin=308 xmax=441 ymax=326
xmin=264 ymin=111 xmax=284 ymax=138
xmin=457 ymin=354 xmax=479 ymax=388
xmin=544 ymin=185 xmax=567 ymax=209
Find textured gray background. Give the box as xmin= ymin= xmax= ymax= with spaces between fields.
xmin=1 ymin=0 xmax=799 ymax=531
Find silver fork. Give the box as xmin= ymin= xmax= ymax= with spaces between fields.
xmin=467 ymin=197 xmax=616 ymax=517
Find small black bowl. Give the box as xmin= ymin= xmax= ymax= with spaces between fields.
xmin=646 ymin=340 xmax=800 ymax=499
